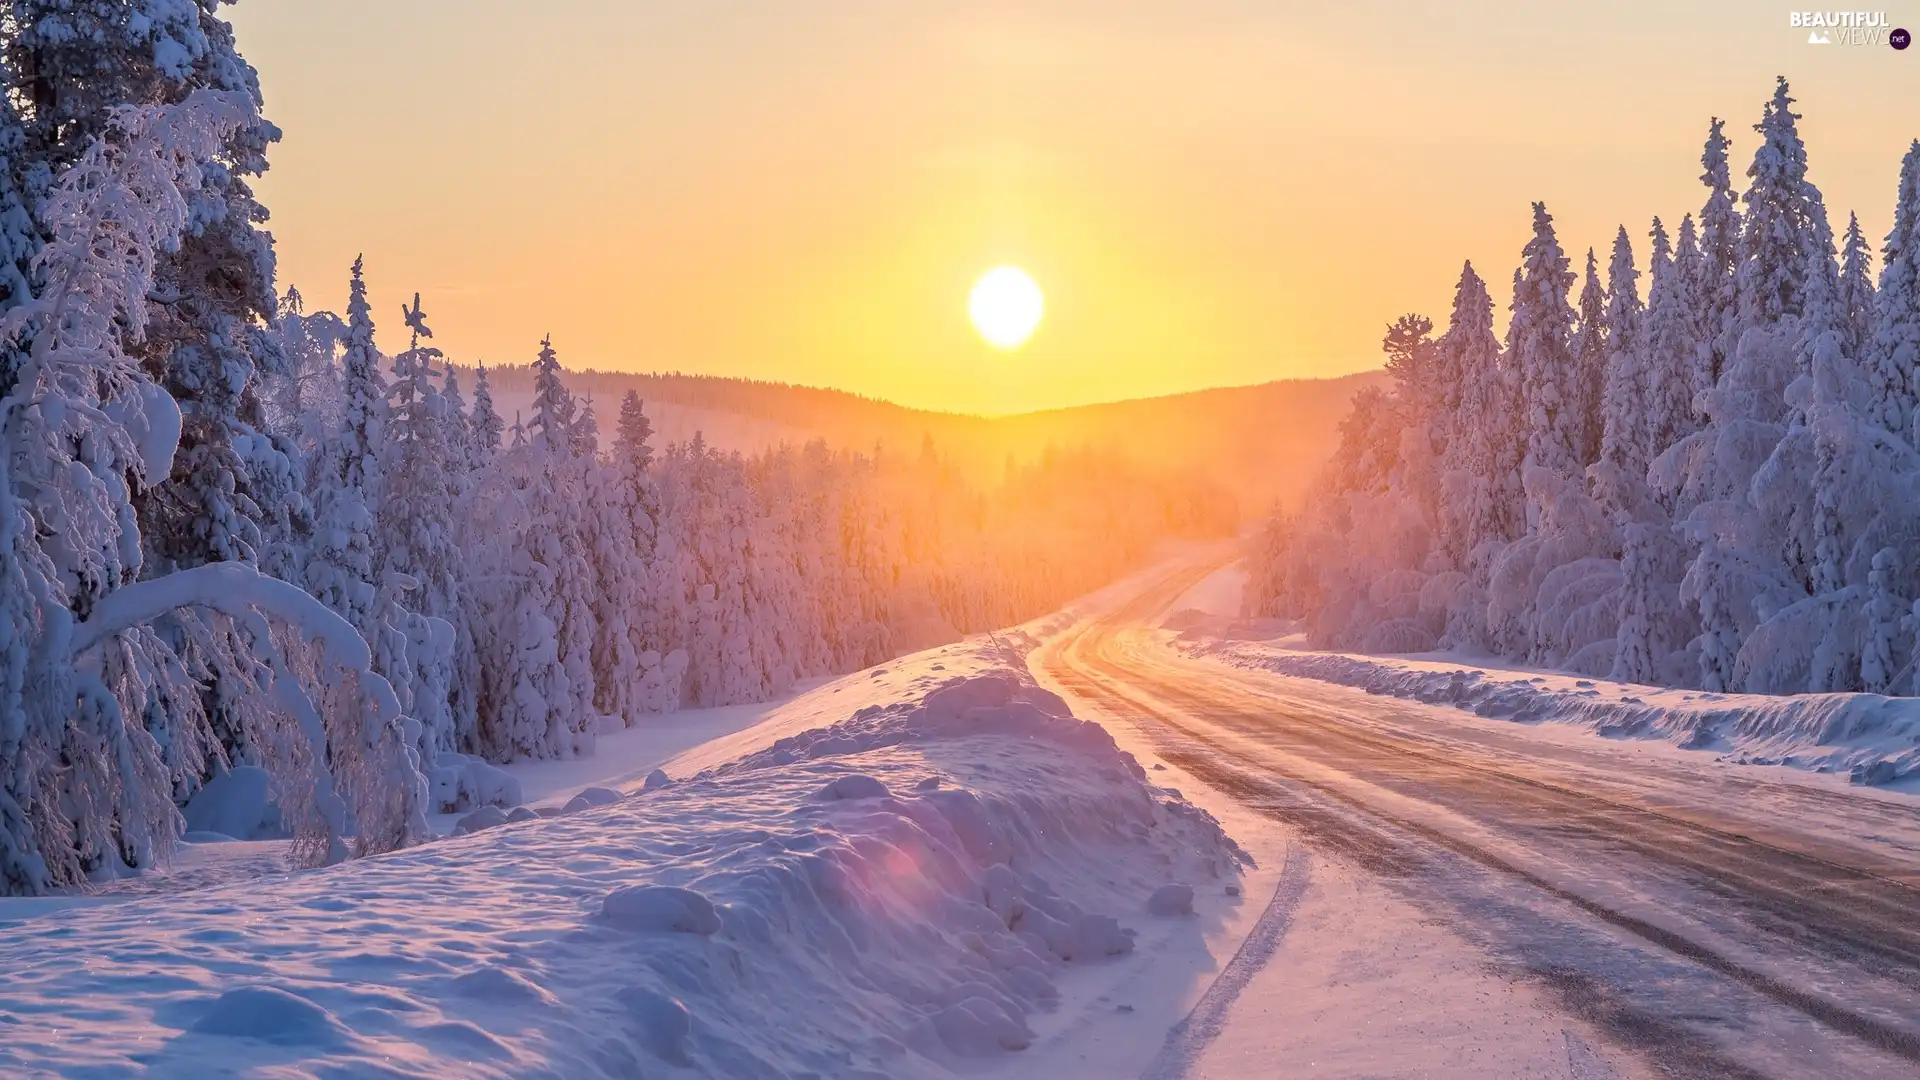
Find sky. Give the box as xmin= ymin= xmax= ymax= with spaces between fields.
xmin=230 ymin=1 xmax=1920 ymax=416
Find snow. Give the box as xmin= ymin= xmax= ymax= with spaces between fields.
xmin=180 ymin=766 xmax=281 ymax=841
xmin=1146 ymin=883 xmax=1196 ymax=916
xmin=1180 ymin=621 xmax=1920 ymax=791
xmin=0 ymin=635 xmax=1247 ymax=1078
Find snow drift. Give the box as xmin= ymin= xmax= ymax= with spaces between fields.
xmin=0 ymin=639 xmax=1245 ymax=1078
xmin=1184 ymin=632 xmax=1920 ymax=788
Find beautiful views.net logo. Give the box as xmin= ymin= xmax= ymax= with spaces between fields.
xmin=1788 ymin=10 xmax=1905 ymax=46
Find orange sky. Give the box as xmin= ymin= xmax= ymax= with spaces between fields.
xmin=231 ymin=1 xmax=1920 ymax=415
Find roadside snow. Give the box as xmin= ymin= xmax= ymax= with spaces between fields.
xmin=1182 ymin=632 xmax=1920 ymax=791
xmin=0 ymin=638 xmax=1246 ymax=1078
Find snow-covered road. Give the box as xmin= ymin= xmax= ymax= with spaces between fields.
xmin=1033 ymin=557 xmax=1920 ymax=1080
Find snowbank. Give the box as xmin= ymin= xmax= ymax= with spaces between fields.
xmin=0 ymin=638 xmax=1245 ymax=1078
xmin=1186 ymin=635 xmax=1920 ymax=788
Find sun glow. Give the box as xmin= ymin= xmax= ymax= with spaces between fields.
xmin=968 ymin=266 xmax=1044 ymax=351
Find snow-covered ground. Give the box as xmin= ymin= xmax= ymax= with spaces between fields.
xmin=1167 ymin=563 xmax=1920 ymax=794
xmin=0 ymin=633 xmax=1255 ymax=1079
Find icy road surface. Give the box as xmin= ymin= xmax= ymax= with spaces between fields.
xmin=1033 ymin=556 xmax=1920 ymax=1080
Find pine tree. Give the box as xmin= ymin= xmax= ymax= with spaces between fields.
xmin=1697 ymin=117 xmax=1743 ymax=377
xmin=1569 ymin=248 xmax=1608 ymax=467
xmin=1599 ymin=227 xmax=1646 ymax=477
xmin=304 ymin=258 xmax=382 ymax=630
xmin=441 ymin=363 xmax=471 ymax=466
xmin=1437 ymin=261 xmax=1520 ymax=568
xmin=470 ymin=360 xmax=503 ymax=465
xmin=1839 ymin=211 xmax=1877 ymax=357
xmin=573 ymin=393 xmax=600 ymax=459
xmin=0 ymin=94 xmax=425 ymax=894
xmin=1613 ymin=522 xmax=1659 ymax=682
xmin=1736 ymin=78 xmax=1831 ymax=329
xmin=1643 ymin=218 xmax=1702 ymax=461
xmin=1869 ymin=141 xmax=1920 ymax=443
xmin=379 ymin=293 xmax=469 ymax=755
xmin=1675 ymin=215 xmax=1715 ymax=402
xmin=1862 ymin=549 xmax=1902 ymax=694
xmin=0 ymin=81 xmax=34 ymax=402
xmin=615 ymin=390 xmax=655 ymax=473
xmin=1509 ymin=202 xmax=1581 ymax=523
xmin=526 ymin=335 xmax=575 ymax=457
xmin=5 ymin=2 xmax=292 ymax=576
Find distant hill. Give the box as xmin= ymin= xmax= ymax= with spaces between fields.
xmin=466 ymin=366 xmax=1387 ymax=512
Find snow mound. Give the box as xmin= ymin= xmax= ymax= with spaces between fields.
xmin=563 ymin=785 xmax=625 ymax=814
xmin=616 ymin=984 xmax=694 ymax=1063
xmin=454 ymin=805 xmax=509 ymax=835
xmin=815 ymin=773 xmax=891 ymax=800
xmin=188 ymin=985 xmax=354 ymax=1048
xmin=1192 ymin=638 xmax=1920 ymax=787
xmin=0 ymin=637 xmax=1247 ymax=1078
xmin=602 ymin=884 xmax=724 ymax=935
xmin=1147 ymin=883 xmax=1196 ymax=916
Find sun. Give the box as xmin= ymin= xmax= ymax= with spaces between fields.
xmin=968 ymin=266 xmax=1044 ymax=351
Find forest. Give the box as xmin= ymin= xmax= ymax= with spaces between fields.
xmin=1248 ymin=78 xmax=1920 ymax=701
xmin=0 ymin=6 xmax=1232 ymax=896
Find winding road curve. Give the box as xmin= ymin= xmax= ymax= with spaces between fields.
xmin=1033 ymin=559 xmax=1920 ymax=1080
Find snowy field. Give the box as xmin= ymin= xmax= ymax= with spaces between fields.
xmin=1168 ymin=562 xmax=1920 ymax=794
xmin=0 ymin=632 xmax=1253 ymax=1079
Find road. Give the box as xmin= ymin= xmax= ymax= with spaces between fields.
xmin=1031 ymin=559 xmax=1920 ymax=1079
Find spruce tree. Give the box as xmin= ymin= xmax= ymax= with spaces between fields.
xmin=1599 ymin=227 xmax=1646 ymax=477
xmin=1839 ymin=211 xmax=1876 ymax=357
xmin=572 ymin=393 xmax=600 ymax=459
xmin=470 ymin=361 xmax=503 ymax=466
xmin=0 ymin=84 xmax=33 ymax=401
xmin=1437 ymin=261 xmax=1520 ymax=567
xmin=526 ymin=335 xmax=575 ymax=457
xmin=615 ymin=390 xmax=655 ymax=473
xmin=1869 ymin=141 xmax=1920 ymax=442
xmin=1643 ymin=218 xmax=1702 ymax=461
xmin=1735 ymin=78 xmax=1831 ymax=329
xmin=304 ymin=258 xmax=382 ymax=629
xmin=1508 ymin=202 xmax=1580 ymax=524
xmin=1697 ymin=117 xmax=1742 ymax=375
xmin=1569 ymin=248 xmax=1608 ymax=467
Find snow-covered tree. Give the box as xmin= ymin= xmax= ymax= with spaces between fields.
xmin=572 ymin=394 xmax=600 ymax=459
xmin=1509 ymin=203 xmax=1581 ymax=524
xmin=526 ymin=335 xmax=575 ymax=457
xmin=469 ymin=360 xmax=503 ymax=466
xmin=616 ymin=389 xmax=655 ymax=472
xmin=1861 ymin=548 xmax=1903 ymax=694
xmin=0 ymin=93 xmax=422 ymax=895
xmin=1696 ymin=117 xmax=1743 ymax=377
xmin=0 ymin=81 xmax=35 ymax=401
xmin=304 ymin=258 xmax=382 ymax=630
xmin=1569 ymin=249 xmax=1608 ymax=467
xmin=1643 ymin=218 xmax=1703 ymax=462
xmin=1598 ymin=227 xmax=1646 ymax=478
xmin=1868 ymin=141 xmax=1920 ymax=443
xmin=379 ymin=293 xmax=473 ymax=755
xmin=1736 ymin=78 xmax=1831 ymax=331
xmin=1437 ymin=261 xmax=1520 ymax=571
xmin=1839 ymin=211 xmax=1876 ymax=357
